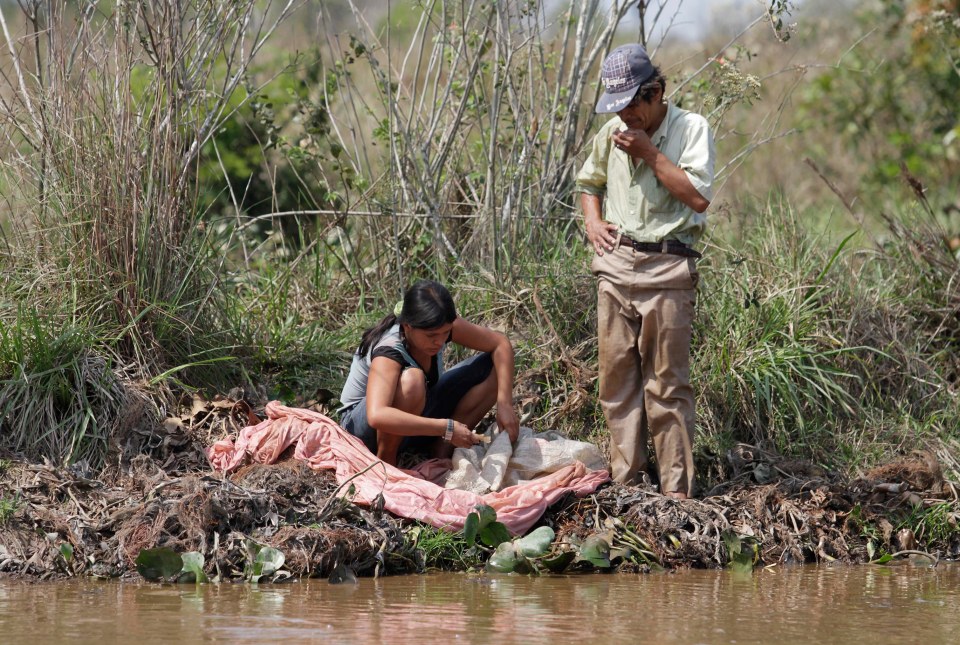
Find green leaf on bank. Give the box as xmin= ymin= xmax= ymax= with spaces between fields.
xmin=576 ymin=534 xmax=611 ymax=568
xmin=479 ymin=521 xmax=511 ymax=548
xmin=136 ymin=547 xmax=183 ymax=581
xmin=179 ymin=551 xmax=209 ymax=583
xmin=515 ymin=526 xmax=555 ymax=558
xmin=722 ymin=530 xmax=757 ymax=573
xmin=475 ymin=504 xmax=497 ymax=529
xmin=250 ymin=546 xmax=285 ymax=583
xmin=541 ymin=550 xmax=576 ymax=573
xmin=464 ymin=511 xmax=480 ymax=547
xmin=486 ymin=542 xmax=521 ymax=573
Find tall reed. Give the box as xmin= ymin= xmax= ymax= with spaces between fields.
xmin=302 ymin=0 xmax=791 ymax=295
xmin=0 ymin=1 xmax=301 ymax=465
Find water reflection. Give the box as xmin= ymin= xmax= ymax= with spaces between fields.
xmin=1 ymin=564 xmax=959 ymax=644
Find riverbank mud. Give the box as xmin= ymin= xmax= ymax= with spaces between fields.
xmin=2 ymin=396 xmax=958 ymax=581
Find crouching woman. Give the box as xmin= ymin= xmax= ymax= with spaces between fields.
xmin=338 ymin=279 xmax=520 ymax=466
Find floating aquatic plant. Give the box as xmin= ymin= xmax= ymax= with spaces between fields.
xmin=722 ymin=530 xmax=759 ymax=573
xmin=486 ymin=526 xmax=557 ymax=574
xmin=244 ymin=540 xmax=288 ymax=583
xmin=464 ymin=505 xmax=511 ymax=549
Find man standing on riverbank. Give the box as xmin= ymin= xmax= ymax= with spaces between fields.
xmin=576 ymin=44 xmax=715 ymax=499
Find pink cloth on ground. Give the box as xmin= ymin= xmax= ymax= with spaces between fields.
xmin=206 ymin=402 xmax=609 ymax=535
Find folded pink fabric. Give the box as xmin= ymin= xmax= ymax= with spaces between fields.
xmin=206 ymin=402 xmax=609 ymax=535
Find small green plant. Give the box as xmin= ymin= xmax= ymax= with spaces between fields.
xmin=722 ymin=529 xmax=760 ymax=573
xmin=486 ymin=526 xmax=557 ymax=574
xmin=846 ymin=504 xmax=892 ymax=563
xmin=463 ymin=504 xmax=512 ymax=549
xmin=900 ymin=501 xmax=960 ymax=549
xmin=455 ymin=506 xmax=666 ymax=575
xmin=407 ymin=524 xmax=481 ymax=571
xmin=135 ymin=547 xmax=212 ymax=584
xmin=0 ymin=494 xmax=20 ymax=524
xmin=243 ymin=540 xmax=288 ymax=583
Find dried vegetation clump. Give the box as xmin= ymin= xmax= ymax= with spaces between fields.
xmin=547 ymin=443 xmax=960 ymax=570
xmin=2 ymin=398 xmax=959 ymax=582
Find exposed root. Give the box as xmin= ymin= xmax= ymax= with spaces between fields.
xmin=2 ymin=398 xmax=959 ymax=581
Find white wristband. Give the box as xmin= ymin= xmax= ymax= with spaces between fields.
xmin=444 ymin=419 xmax=454 ymax=442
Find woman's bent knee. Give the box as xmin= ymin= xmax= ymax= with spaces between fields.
xmin=395 ymin=368 xmax=427 ymax=412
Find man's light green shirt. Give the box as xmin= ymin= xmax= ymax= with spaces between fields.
xmin=575 ymin=103 xmax=715 ymax=245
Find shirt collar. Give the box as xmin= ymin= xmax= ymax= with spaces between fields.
xmin=649 ymin=102 xmax=676 ymax=146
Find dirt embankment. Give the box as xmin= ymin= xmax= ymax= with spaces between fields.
xmin=2 ymin=398 xmax=958 ymax=581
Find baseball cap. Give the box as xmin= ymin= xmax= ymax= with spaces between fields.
xmin=595 ymin=44 xmax=655 ymax=113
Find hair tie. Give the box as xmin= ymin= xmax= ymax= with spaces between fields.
xmin=393 ymin=300 xmax=403 ymax=316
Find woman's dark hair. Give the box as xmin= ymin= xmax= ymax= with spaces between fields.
xmin=357 ymin=279 xmax=458 ymax=356
xmin=635 ymin=66 xmax=666 ymax=103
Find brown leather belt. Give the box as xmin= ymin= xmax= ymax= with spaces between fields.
xmin=619 ymin=234 xmax=702 ymax=259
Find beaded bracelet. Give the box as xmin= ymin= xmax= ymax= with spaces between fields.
xmin=444 ymin=418 xmax=454 ymax=442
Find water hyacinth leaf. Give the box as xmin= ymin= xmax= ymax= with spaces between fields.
xmin=486 ymin=542 xmax=520 ymax=573
xmin=255 ymin=547 xmax=285 ymax=577
xmin=721 ymin=530 xmax=742 ymax=559
xmin=244 ymin=539 xmax=263 ymax=560
xmin=515 ymin=526 xmax=555 ymax=558
xmin=475 ymin=504 xmax=497 ymax=529
xmin=59 ymin=543 xmax=74 ymax=563
xmin=723 ymin=531 xmax=757 ymax=573
xmin=577 ymin=534 xmax=611 ymax=568
xmin=249 ymin=564 xmax=264 ymax=583
xmin=479 ymin=521 xmax=512 ymax=548
xmin=729 ymin=550 xmax=755 ymax=574
xmin=541 ymin=550 xmax=576 ymax=573
xmin=244 ymin=539 xmax=263 ymax=581
xmin=464 ymin=512 xmax=480 ymax=547
xmin=136 ymin=547 xmax=183 ymax=581
xmin=180 ymin=551 xmax=209 ymax=583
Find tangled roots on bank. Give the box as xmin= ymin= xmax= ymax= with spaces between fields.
xmin=0 ymin=455 xmax=414 ymax=581
xmin=547 ymin=443 xmax=960 ymax=570
xmin=3 ymin=426 xmax=960 ymax=581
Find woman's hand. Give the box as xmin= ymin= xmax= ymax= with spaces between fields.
xmin=496 ymin=404 xmax=520 ymax=443
xmin=451 ymin=421 xmax=483 ymax=449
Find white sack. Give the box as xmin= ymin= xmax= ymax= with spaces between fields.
xmin=444 ymin=426 xmax=607 ymax=494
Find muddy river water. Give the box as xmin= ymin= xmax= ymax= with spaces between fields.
xmin=2 ymin=564 xmax=959 ymax=644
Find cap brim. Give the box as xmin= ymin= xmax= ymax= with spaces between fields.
xmin=595 ymin=88 xmax=638 ymax=114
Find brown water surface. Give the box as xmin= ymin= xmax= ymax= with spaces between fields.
xmin=2 ymin=564 xmax=958 ymax=644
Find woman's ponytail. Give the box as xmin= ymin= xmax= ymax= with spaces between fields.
xmin=357 ymin=313 xmax=398 ymax=356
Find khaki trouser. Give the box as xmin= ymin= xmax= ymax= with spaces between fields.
xmin=591 ymin=244 xmax=698 ymax=495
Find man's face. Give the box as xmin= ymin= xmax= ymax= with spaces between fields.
xmin=616 ymin=87 xmax=662 ymax=133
